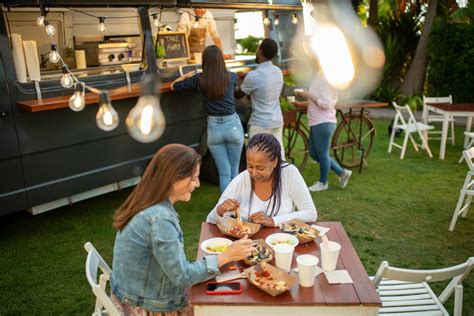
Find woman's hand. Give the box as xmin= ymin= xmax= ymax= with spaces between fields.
xmin=217 ymin=236 xmax=254 ymax=267
xmin=249 ymin=211 xmax=275 ymax=227
xmin=293 ymin=100 xmax=308 ymax=108
xmin=295 ymin=89 xmax=310 ymax=99
xmin=216 ymin=199 xmax=240 ymax=217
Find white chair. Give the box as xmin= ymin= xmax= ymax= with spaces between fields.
xmin=371 ymin=258 xmax=474 ymax=316
xmin=458 ymin=132 xmax=474 ymax=163
xmin=423 ymin=95 xmax=455 ymax=146
xmin=84 ymin=242 xmax=119 ymax=316
xmin=450 ymin=147 xmax=474 ymax=231
xmin=388 ymin=102 xmax=434 ymax=159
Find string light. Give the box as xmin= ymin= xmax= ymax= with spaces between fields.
xmin=60 ymin=66 xmax=74 ymax=88
xmin=291 ymin=13 xmax=299 ymax=24
xmin=274 ymin=15 xmax=280 ymax=26
xmin=49 ymin=44 xmax=60 ymax=64
xmin=36 ymin=15 xmax=45 ymax=26
xmin=193 ymin=16 xmax=200 ymax=28
xmin=152 ymin=13 xmax=161 ymax=28
xmin=234 ymin=18 xmax=239 ymax=30
xmin=263 ymin=12 xmax=271 ymax=26
xmin=98 ymin=17 xmax=106 ymax=33
xmin=44 ymin=20 xmax=56 ymax=36
xmin=69 ymin=82 xmax=86 ymax=112
xmin=96 ymin=92 xmax=119 ymax=131
xmin=126 ymin=74 xmax=166 ymax=143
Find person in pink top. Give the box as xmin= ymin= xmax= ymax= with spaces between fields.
xmin=294 ymin=71 xmax=352 ymax=192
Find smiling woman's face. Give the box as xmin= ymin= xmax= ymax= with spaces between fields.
xmin=194 ymin=8 xmax=207 ymax=17
xmin=246 ymin=148 xmax=277 ymax=183
xmin=169 ymin=165 xmax=200 ymax=204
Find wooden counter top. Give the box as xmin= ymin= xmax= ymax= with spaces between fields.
xmin=16 ymin=82 xmax=172 ymax=112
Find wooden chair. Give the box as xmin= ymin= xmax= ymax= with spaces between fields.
xmin=422 ymin=95 xmax=455 ymax=146
xmin=450 ymin=147 xmax=474 ymax=231
xmin=388 ymin=102 xmax=434 ymax=159
xmin=372 ymin=258 xmax=474 ymax=316
xmin=84 ymin=242 xmax=119 ymax=316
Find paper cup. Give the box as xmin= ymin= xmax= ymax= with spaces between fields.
xmin=320 ymin=241 xmax=341 ymax=271
xmin=294 ymin=88 xmax=304 ymax=95
xmin=194 ymin=52 xmax=202 ymax=65
xmin=287 ymin=96 xmax=296 ymax=103
xmin=274 ymin=243 xmax=294 ymax=273
xmin=296 ymin=254 xmax=319 ymax=287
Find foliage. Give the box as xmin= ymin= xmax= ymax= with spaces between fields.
xmin=236 ymin=36 xmax=262 ymax=54
xmin=395 ymin=93 xmax=423 ymax=112
xmin=426 ymin=18 xmax=474 ymax=102
xmin=280 ymin=96 xmax=295 ymax=112
xmin=156 ymin=43 xmax=165 ymax=59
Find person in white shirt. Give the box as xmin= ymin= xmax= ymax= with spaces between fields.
xmin=176 ymin=8 xmax=225 ymax=56
xmin=294 ymin=71 xmax=352 ymax=192
xmin=206 ymin=133 xmax=317 ymax=227
xmin=235 ymin=38 xmax=285 ymax=159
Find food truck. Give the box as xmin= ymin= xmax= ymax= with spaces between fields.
xmin=0 ymin=0 xmax=302 ymax=215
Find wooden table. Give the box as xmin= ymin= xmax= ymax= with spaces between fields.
xmin=190 ymin=222 xmax=381 ymax=316
xmin=425 ymin=103 xmax=474 ymax=160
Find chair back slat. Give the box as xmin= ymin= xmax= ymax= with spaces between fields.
xmin=463 ymin=147 xmax=474 ymax=171
xmin=382 ymin=260 xmax=472 ymax=283
xmin=423 ymin=95 xmax=453 ymax=105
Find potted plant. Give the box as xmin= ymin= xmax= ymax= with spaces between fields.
xmin=156 ymin=43 xmax=165 ymax=68
xmin=280 ymin=96 xmax=297 ymax=127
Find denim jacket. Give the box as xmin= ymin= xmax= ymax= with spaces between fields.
xmin=111 ymin=199 xmax=220 ymax=312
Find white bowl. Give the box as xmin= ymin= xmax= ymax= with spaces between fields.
xmin=200 ymin=237 xmax=233 ymax=255
xmin=265 ymin=233 xmax=299 ymax=248
xmin=121 ymin=63 xmax=141 ymax=72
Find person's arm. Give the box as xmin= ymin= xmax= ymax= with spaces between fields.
xmin=206 ymin=174 xmax=244 ymax=223
xmin=235 ymin=72 xmax=256 ymax=99
xmin=205 ymin=11 xmax=224 ymax=54
xmin=176 ymin=11 xmax=190 ymax=34
xmin=170 ymin=72 xmax=198 ymax=91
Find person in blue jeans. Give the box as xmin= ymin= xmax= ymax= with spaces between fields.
xmin=172 ymin=45 xmax=244 ymax=192
xmin=294 ymin=71 xmax=352 ymax=191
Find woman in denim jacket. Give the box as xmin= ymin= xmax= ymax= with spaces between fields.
xmin=110 ymin=144 xmax=253 ymax=315
xmin=171 ymin=45 xmax=244 ymax=193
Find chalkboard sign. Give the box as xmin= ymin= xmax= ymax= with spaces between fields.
xmin=157 ymin=32 xmax=190 ymax=62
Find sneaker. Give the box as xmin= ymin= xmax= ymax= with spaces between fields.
xmin=308 ymin=181 xmax=328 ymax=192
xmin=339 ymin=169 xmax=352 ymax=188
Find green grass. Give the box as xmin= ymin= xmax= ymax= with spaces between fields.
xmin=0 ymin=119 xmax=473 ymax=315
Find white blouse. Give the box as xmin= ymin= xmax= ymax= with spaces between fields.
xmin=206 ymin=164 xmax=317 ymax=227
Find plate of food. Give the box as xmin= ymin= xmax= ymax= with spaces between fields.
xmin=200 ymin=237 xmax=233 ymax=255
xmin=265 ymin=233 xmax=299 ymax=248
xmin=244 ymin=262 xmax=297 ymax=296
xmin=243 ymin=239 xmax=274 ymax=266
xmin=216 ymin=217 xmax=260 ymax=239
xmin=280 ymin=219 xmax=319 ymax=244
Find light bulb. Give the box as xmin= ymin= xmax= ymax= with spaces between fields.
xmin=98 ymin=17 xmax=106 ymax=33
xmin=263 ymin=16 xmax=271 ymax=26
xmin=193 ymin=16 xmax=199 ymax=28
xmin=126 ymin=74 xmax=166 ymax=143
xmin=36 ymin=15 xmax=45 ymax=26
xmin=60 ymin=66 xmax=74 ymax=88
xmin=274 ymin=16 xmax=280 ymax=26
xmin=96 ymin=92 xmax=119 ymax=131
xmin=49 ymin=44 xmax=60 ymax=63
xmin=234 ymin=19 xmax=239 ymax=30
xmin=44 ymin=21 xmax=56 ymax=36
xmin=152 ymin=14 xmax=161 ymax=28
xmin=291 ymin=14 xmax=298 ymax=24
xmin=68 ymin=84 xmax=85 ymax=112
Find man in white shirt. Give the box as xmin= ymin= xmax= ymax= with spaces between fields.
xmin=235 ymin=38 xmax=285 ymax=159
xmin=176 ymin=8 xmax=225 ymax=55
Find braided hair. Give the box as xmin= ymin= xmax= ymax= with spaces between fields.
xmin=247 ymin=133 xmax=288 ymax=218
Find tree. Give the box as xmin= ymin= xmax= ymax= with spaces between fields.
xmin=399 ymin=0 xmax=438 ymax=95
xmin=368 ymin=0 xmax=379 ymax=26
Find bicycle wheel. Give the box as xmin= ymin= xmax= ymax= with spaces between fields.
xmin=283 ymin=124 xmax=309 ymax=170
xmin=332 ymin=114 xmax=376 ymax=168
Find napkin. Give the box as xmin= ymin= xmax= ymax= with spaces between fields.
xmin=311 ymin=224 xmax=330 ymax=236
xmin=324 ymin=270 xmax=353 ymax=284
xmin=293 ymin=266 xmax=324 ymax=277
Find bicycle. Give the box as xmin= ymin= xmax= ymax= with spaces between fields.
xmin=282 ymin=108 xmax=309 ymax=170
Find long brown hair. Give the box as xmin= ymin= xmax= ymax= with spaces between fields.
xmin=113 ymin=144 xmax=201 ymax=231
xmin=199 ymin=45 xmax=229 ymax=101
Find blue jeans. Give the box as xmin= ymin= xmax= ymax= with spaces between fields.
xmin=207 ymin=113 xmax=244 ymax=192
xmin=309 ymin=123 xmax=344 ymax=183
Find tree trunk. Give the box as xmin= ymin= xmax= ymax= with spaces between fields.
xmin=367 ymin=0 xmax=379 ymax=27
xmin=399 ymin=0 xmax=438 ymax=95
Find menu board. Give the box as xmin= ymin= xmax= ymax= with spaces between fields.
xmin=157 ymin=32 xmax=190 ymax=61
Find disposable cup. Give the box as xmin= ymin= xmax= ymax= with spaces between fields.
xmin=273 ymin=243 xmax=294 ymax=273
xmin=287 ymin=96 xmax=296 ymax=103
xmin=320 ymin=241 xmax=341 ymax=271
xmin=294 ymin=88 xmax=304 ymax=95
xmin=194 ymin=52 xmax=202 ymax=65
xmin=296 ymin=254 xmax=319 ymax=287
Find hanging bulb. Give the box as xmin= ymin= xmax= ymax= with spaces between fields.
xmin=49 ymin=44 xmax=60 ymax=63
xmin=36 ymin=15 xmax=45 ymax=27
xmin=274 ymin=15 xmax=280 ymax=26
xmin=263 ymin=14 xmax=271 ymax=26
xmin=60 ymin=66 xmax=74 ymax=88
xmin=44 ymin=20 xmax=56 ymax=36
xmin=152 ymin=13 xmax=161 ymax=28
xmin=98 ymin=17 xmax=106 ymax=33
xmin=193 ymin=16 xmax=200 ymax=28
xmin=291 ymin=13 xmax=299 ymax=24
xmin=68 ymin=83 xmax=86 ymax=112
xmin=234 ymin=18 xmax=239 ymax=30
xmin=96 ymin=92 xmax=119 ymax=131
xmin=126 ymin=74 xmax=166 ymax=143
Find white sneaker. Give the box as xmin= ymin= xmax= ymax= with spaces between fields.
xmin=308 ymin=181 xmax=328 ymax=192
xmin=339 ymin=169 xmax=352 ymax=188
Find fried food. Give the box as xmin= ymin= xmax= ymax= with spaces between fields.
xmin=281 ymin=223 xmax=317 ymax=240
xmin=227 ymin=224 xmax=251 ymax=235
xmin=253 ymin=269 xmax=288 ymax=291
xmin=246 ymin=242 xmax=273 ymax=265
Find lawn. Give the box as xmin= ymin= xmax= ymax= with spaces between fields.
xmin=0 ymin=119 xmax=473 ymax=315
